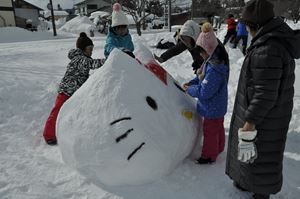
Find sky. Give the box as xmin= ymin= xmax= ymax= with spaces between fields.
xmin=26 ymin=0 xmax=75 ymax=10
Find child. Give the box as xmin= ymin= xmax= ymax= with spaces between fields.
xmin=223 ymin=14 xmax=237 ymax=45
xmin=184 ymin=23 xmax=229 ymax=164
xmin=154 ymin=20 xmax=203 ymax=73
xmin=43 ymin=32 xmax=106 ymax=145
xmin=104 ymin=3 xmax=134 ymax=58
xmin=233 ymin=20 xmax=248 ymax=55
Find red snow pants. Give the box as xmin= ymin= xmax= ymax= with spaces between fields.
xmin=43 ymin=93 xmax=70 ymax=142
xmin=201 ymin=118 xmax=225 ymax=161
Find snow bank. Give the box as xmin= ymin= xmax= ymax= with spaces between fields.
xmin=59 ymin=16 xmax=96 ymax=35
xmin=0 ymin=27 xmax=67 ymax=43
xmin=57 ymin=45 xmax=201 ymax=186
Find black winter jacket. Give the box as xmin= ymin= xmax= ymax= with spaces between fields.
xmin=160 ymin=40 xmax=204 ymax=72
xmin=226 ymin=17 xmax=300 ymax=195
xmin=58 ymin=49 xmax=105 ymax=96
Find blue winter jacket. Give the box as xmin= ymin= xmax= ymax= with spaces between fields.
xmin=187 ymin=56 xmax=229 ymax=119
xmin=237 ymin=21 xmax=248 ymax=36
xmin=104 ymin=27 xmax=134 ymax=57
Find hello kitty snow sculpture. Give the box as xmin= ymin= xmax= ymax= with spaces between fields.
xmin=56 ymin=44 xmax=201 ymax=186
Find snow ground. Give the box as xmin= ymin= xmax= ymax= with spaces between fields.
xmin=0 ymin=24 xmax=300 ymax=199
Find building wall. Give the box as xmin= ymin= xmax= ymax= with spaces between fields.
xmin=0 ymin=0 xmax=13 ymax=7
xmin=0 ymin=11 xmax=16 ymax=26
xmin=76 ymin=0 xmax=111 ymax=15
xmin=14 ymin=8 xmax=39 ymax=26
xmin=0 ymin=0 xmax=16 ymax=27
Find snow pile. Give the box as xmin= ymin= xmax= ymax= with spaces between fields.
xmin=56 ymin=45 xmax=201 ymax=186
xmin=0 ymin=27 xmax=67 ymax=43
xmin=90 ymin=11 xmax=110 ymax=20
xmin=59 ymin=16 xmax=96 ymax=35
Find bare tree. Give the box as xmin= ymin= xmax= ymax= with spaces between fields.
xmin=289 ymin=0 xmax=300 ymax=23
xmin=116 ymin=0 xmax=164 ymax=36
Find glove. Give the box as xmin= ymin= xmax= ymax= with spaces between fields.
xmin=238 ymin=129 xmax=257 ymax=163
xmin=122 ymin=49 xmax=135 ymax=58
xmin=153 ymin=54 xmax=164 ymax=63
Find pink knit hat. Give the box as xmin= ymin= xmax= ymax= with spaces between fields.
xmin=196 ymin=23 xmax=218 ymax=56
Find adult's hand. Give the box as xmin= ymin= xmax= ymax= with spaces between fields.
xmin=238 ymin=129 xmax=257 ymax=163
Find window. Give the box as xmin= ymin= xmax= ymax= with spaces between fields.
xmin=87 ymin=4 xmax=97 ymax=10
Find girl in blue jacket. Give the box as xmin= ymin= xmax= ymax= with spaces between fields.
xmin=184 ymin=23 xmax=229 ymax=164
xmin=104 ymin=3 xmax=134 ymax=58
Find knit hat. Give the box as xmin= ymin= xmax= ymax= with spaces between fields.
xmin=241 ymin=0 xmax=275 ymax=26
xmin=179 ymin=20 xmax=200 ymax=43
xmin=111 ymin=3 xmax=129 ymax=27
xmin=76 ymin=32 xmax=93 ymax=51
xmin=196 ymin=23 xmax=218 ymax=56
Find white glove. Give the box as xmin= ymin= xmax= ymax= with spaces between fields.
xmin=238 ymin=129 xmax=257 ymax=163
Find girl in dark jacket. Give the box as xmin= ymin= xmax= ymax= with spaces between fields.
xmin=226 ymin=0 xmax=300 ymax=198
xmin=154 ymin=20 xmax=204 ymax=73
xmin=43 ymin=32 xmax=105 ymax=145
xmin=185 ymin=23 xmax=229 ymax=164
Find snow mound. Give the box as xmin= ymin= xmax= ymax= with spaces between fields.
xmin=57 ymin=44 xmax=201 ymax=186
xmin=59 ymin=16 xmax=96 ymax=35
xmin=0 ymin=27 xmax=65 ymax=43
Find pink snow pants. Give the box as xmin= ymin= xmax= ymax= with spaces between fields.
xmin=201 ymin=118 xmax=225 ymax=161
xmin=43 ymin=93 xmax=70 ymax=142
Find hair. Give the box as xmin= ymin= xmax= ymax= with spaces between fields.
xmin=79 ymin=32 xmax=88 ymax=37
xmin=243 ymin=21 xmax=260 ymax=32
xmin=214 ymin=43 xmax=229 ymax=67
xmin=227 ymin=14 xmax=234 ymax=18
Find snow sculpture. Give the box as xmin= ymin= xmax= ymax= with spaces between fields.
xmin=57 ymin=44 xmax=201 ymax=186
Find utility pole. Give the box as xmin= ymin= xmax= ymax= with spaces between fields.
xmin=48 ymin=0 xmax=57 ymax=36
xmin=168 ymin=0 xmax=171 ymax=32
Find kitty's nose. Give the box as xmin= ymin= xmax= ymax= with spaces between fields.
xmin=181 ymin=110 xmax=193 ymax=121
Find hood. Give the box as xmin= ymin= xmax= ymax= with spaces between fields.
xmin=179 ymin=20 xmax=200 ymax=42
xmin=68 ymin=48 xmax=84 ymax=60
xmin=249 ymin=17 xmax=300 ymax=59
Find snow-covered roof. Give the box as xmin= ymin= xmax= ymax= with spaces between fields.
xmin=43 ymin=10 xmax=69 ymax=18
xmin=89 ymin=11 xmax=110 ymax=19
xmin=17 ymin=0 xmax=44 ymax=11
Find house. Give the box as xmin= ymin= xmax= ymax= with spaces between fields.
xmin=13 ymin=0 xmax=43 ymax=29
xmin=43 ymin=10 xmax=69 ymax=21
xmin=74 ymin=0 xmax=111 ymax=16
xmin=0 ymin=0 xmax=16 ymax=27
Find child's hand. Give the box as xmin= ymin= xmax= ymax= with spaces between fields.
xmin=122 ymin=49 xmax=135 ymax=58
xmin=182 ymin=83 xmax=189 ymax=91
xmin=153 ymin=54 xmax=164 ymax=63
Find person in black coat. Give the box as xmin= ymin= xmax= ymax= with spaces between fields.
xmin=225 ymin=0 xmax=300 ymax=199
xmin=154 ymin=20 xmax=204 ymax=73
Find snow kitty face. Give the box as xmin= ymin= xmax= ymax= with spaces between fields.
xmin=56 ymin=45 xmax=201 ymax=187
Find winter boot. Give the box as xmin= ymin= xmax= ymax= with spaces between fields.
xmin=46 ymin=139 xmax=57 ymax=146
xmin=195 ymin=157 xmax=215 ymax=164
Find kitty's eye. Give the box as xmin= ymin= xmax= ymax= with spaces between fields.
xmin=146 ymin=96 xmax=157 ymax=110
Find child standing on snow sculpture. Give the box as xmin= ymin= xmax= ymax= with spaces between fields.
xmin=184 ymin=23 xmax=229 ymax=164
xmin=104 ymin=3 xmax=134 ymax=58
xmin=43 ymin=32 xmax=106 ymax=145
